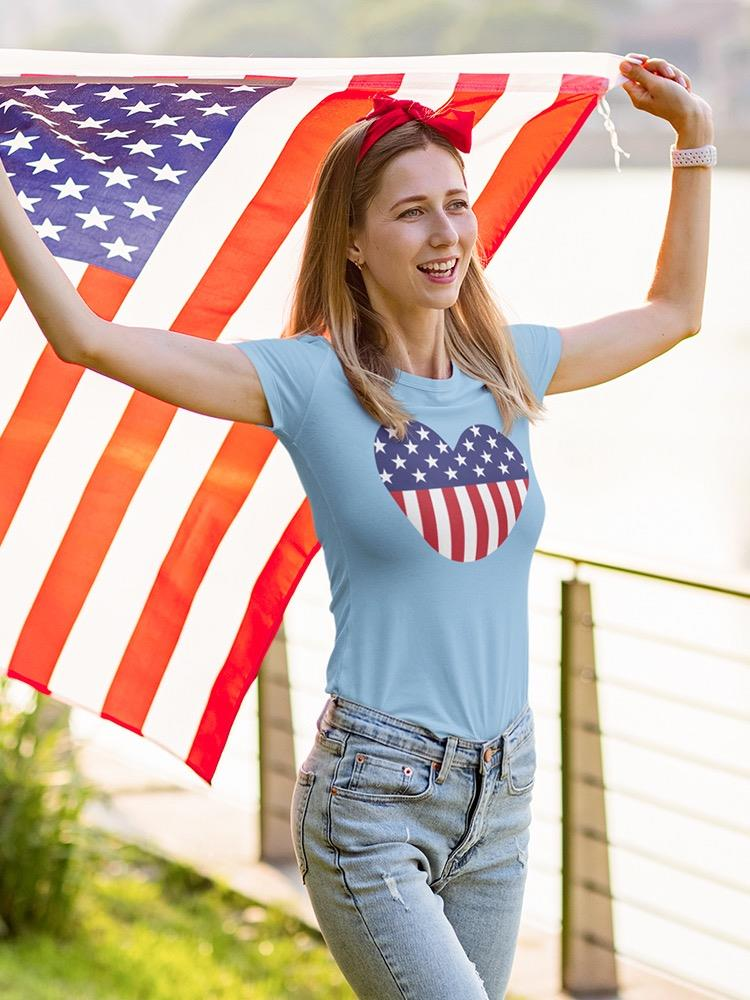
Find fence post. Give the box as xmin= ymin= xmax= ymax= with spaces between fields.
xmin=560 ymin=576 xmax=618 ymax=995
xmin=257 ymin=618 xmax=296 ymax=866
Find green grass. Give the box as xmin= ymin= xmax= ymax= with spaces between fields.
xmin=0 ymin=829 xmax=355 ymax=999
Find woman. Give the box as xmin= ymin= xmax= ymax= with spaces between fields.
xmin=0 ymin=53 xmax=713 ymax=999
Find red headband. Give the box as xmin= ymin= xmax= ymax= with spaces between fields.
xmin=355 ymin=94 xmax=475 ymax=165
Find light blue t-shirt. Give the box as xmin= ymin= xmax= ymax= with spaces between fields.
xmin=234 ymin=324 xmax=562 ymax=740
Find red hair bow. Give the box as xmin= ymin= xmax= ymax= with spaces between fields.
xmin=355 ymin=93 xmax=475 ymax=165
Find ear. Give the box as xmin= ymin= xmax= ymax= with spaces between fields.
xmin=346 ymin=238 xmax=362 ymax=267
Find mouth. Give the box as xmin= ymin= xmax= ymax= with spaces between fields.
xmin=416 ymin=258 xmax=459 ymax=283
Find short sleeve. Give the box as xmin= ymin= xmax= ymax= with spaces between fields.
xmin=230 ymin=333 xmax=327 ymax=443
xmin=508 ymin=323 xmax=562 ymax=402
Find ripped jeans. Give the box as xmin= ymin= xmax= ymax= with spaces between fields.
xmin=290 ymin=692 xmax=536 ymax=1000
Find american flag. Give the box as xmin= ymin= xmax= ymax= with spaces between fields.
xmin=0 ymin=49 xmax=627 ymax=783
xmin=375 ymin=421 xmax=529 ymax=562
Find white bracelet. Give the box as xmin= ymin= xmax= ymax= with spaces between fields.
xmin=670 ymin=143 xmax=717 ymax=167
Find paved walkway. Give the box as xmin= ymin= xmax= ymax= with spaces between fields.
xmin=76 ymin=743 xmax=722 ymax=1000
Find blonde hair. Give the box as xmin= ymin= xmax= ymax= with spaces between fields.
xmin=280 ymin=115 xmax=548 ymax=440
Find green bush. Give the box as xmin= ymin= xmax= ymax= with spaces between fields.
xmin=0 ymin=677 xmax=101 ymax=939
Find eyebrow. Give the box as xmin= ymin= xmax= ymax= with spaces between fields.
xmin=389 ymin=188 xmax=469 ymax=211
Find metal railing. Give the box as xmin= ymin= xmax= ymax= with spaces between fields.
xmin=258 ymin=548 xmax=750 ymax=999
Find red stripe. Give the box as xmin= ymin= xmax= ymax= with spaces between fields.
xmin=0 ymin=251 xmax=16 ymax=321
xmin=187 ymin=501 xmax=322 ymax=784
xmin=487 ymin=480 xmax=509 ymax=544
xmin=506 ymin=477 xmax=528 ymax=519
xmin=0 ymin=267 xmax=133 ymax=546
xmin=466 ymin=483 xmax=490 ymax=560
xmin=474 ymin=74 xmax=607 ymax=264
xmin=415 ymin=488 xmax=438 ymax=552
xmin=441 ymin=487 xmax=465 ymax=561
xmin=100 ymin=422 xmax=278 ymax=731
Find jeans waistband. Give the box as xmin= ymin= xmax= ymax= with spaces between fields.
xmin=316 ymin=692 xmax=533 ymax=773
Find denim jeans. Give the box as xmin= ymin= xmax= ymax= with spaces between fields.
xmin=289 ymin=692 xmax=536 ymax=1000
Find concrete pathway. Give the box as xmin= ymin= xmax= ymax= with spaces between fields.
xmin=76 ymin=743 xmax=723 ymax=1000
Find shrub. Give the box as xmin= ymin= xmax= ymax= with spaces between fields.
xmin=0 ymin=677 xmax=100 ymax=938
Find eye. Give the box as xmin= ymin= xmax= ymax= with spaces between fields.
xmin=399 ymin=200 xmax=470 ymax=218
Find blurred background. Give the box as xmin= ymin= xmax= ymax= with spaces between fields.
xmin=1 ymin=3 xmax=748 ymax=999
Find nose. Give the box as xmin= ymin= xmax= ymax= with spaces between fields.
xmin=431 ymin=215 xmax=460 ymax=248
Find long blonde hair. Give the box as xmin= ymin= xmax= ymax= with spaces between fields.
xmin=280 ymin=115 xmax=549 ymax=440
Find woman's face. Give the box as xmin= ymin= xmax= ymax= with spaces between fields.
xmin=348 ymin=144 xmax=478 ymax=317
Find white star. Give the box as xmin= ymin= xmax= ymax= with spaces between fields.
xmin=123 ymin=101 xmax=160 ymax=116
xmin=122 ymin=195 xmax=162 ymax=221
xmin=146 ymin=114 xmax=184 ymax=128
xmin=391 ymin=454 xmax=406 ymax=470
xmin=445 ymin=467 xmax=457 ymax=480
xmin=425 ymin=455 xmax=438 ymax=468
xmin=0 ymin=131 xmax=39 ymax=154
xmin=374 ymin=439 xmax=386 ymax=454
xmin=436 ymin=441 xmax=449 ymax=453
xmin=520 ymin=459 xmax=527 ymax=470
xmin=76 ymin=149 xmax=112 ymax=164
xmin=51 ymin=131 xmax=87 ymax=147
xmin=472 ymin=464 xmax=485 ymax=477
xmin=379 ymin=469 xmax=393 ymax=484
xmin=148 ymin=162 xmax=186 ymax=184
xmin=197 ymin=102 xmax=235 ymax=117
xmin=225 ymin=84 xmax=259 ymax=93
xmin=45 ymin=101 xmax=83 ymax=115
xmin=0 ymin=98 xmax=29 ymax=113
xmin=386 ymin=428 xmax=398 ymax=439
xmin=463 ymin=439 xmax=475 ymax=451
xmin=456 ymin=454 xmax=467 ymax=466
xmin=95 ymin=86 xmax=133 ymax=102
xmin=33 ymin=217 xmax=66 ymax=240
xmin=487 ymin=435 xmax=497 ymax=448
xmin=480 ymin=451 xmax=492 ymax=463
xmin=122 ymin=138 xmax=162 ymax=157
xmin=405 ymin=440 xmax=418 ymax=454
xmin=22 ymin=111 xmax=59 ymax=127
xmin=26 ymin=152 xmax=65 ymax=174
xmin=174 ymin=89 xmax=211 ymax=102
xmin=50 ymin=176 xmax=90 ymax=200
xmin=503 ymin=447 xmax=515 ymax=461
xmin=72 ymin=116 xmax=109 ymax=130
xmin=470 ymin=424 xmax=481 ymax=435
xmin=17 ymin=190 xmax=41 ymax=211
xmin=100 ymin=128 xmax=136 ymax=141
xmin=100 ymin=236 xmax=138 ymax=261
xmin=171 ymin=129 xmax=211 ymax=150
xmin=498 ymin=462 xmax=509 ymax=474
xmin=412 ymin=468 xmax=426 ymax=483
xmin=98 ymin=165 xmax=138 ymax=188
xmin=153 ymin=83 xmax=179 ymax=88
xmin=16 ymin=86 xmax=54 ymax=98
xmin=416 ymin=426 xmax=430 ymax=440
xmin=75 ymin=205 xmax=115 ymax=230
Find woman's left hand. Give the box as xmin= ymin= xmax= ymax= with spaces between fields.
xmin=619 ymin=52 xmax=713 ymax=129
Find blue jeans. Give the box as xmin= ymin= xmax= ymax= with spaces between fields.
xmin=290 ymin=692 xmax=536 ymax=999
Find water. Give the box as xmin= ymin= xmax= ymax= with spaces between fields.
xmin=61 ymin=166 xmax=750 ymax=998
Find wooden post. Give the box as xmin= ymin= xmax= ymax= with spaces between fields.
xmin=560 ymin=577 xmax=619 ymax=995
xmin=257 ymin=618 xmax=296 ymax=866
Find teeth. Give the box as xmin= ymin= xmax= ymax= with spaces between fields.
xmin=418 ymin=258 xmax=457 ymax=273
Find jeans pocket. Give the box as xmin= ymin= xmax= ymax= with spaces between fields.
xmin=506 ymin=731 xmax=536 ymax=796
xmin=331 ymin=738 xmax=437 ymax=802
xmin=290 ymin=767 xmax=316 ymax=883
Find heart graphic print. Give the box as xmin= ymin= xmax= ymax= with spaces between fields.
xmin=374 ymin=421 xmax=529 ymax=562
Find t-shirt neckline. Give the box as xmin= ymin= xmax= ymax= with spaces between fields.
xmin=394 ymin=359 xmax=460 ymax=392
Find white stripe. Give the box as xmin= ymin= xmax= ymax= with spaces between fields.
xmin=401 ymin=489 xmax=424 ymax=537
xmin=453 ymin=484 xmax=478 ymax=562
xmin=477 ymin=481 xmax=500 ymax=553
xmin=430 ymin=487 xmax=452 ymax=558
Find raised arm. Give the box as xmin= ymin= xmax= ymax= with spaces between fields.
xmin=547 ymin=54 xmax=714 ymax=396
xmin=0 ymin=158 xmax=271 ymax=427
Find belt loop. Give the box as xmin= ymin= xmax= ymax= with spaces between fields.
xmin=435 ymin=735 xmax=458 ymax=784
